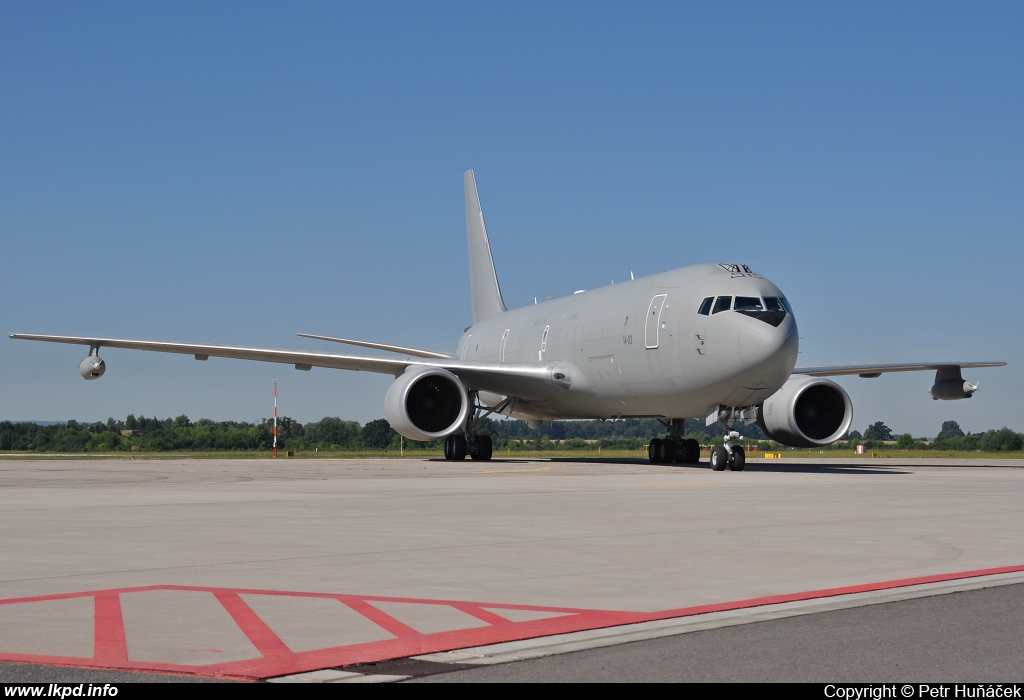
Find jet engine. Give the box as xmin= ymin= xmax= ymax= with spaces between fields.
xmin=79 ymin=353 xmax=106 ymax=380
xmin=384 ymin=366 xmax=469 ymax=441
xmin=756 ymin=375 xmax=852 ymax=448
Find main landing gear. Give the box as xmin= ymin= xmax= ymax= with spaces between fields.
xmin=647 ymin=419 xmax=701 ymax=465
xmin=442 ymin=390 xmax=499 ymax=461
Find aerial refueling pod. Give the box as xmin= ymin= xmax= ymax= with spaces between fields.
xmin=79 ymin=348 xmax=106 ymax=380
xmin=384 ymin=366 xmax=469 ymax=441
xmin=757 ymin=375 xmax=852 ymax=448
xmin=929 ymin=367 xmax=978 ymax=400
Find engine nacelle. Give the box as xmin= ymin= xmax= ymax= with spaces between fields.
xmin=384 ymin=366 xmax=469 ymax=441
xmin=79 ymin=355 xmax=106 ymax=380
xmin=757 ymin=375 xmax=852 ymax=448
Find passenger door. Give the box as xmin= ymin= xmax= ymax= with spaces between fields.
xmin=645 ymin=294 xmax=667 ymax=349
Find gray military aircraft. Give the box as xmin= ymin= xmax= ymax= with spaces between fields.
xmin=10 ymin=171 xmax=1005 ymax=470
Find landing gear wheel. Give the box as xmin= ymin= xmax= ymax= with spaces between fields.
xmin=453 ymin=435 xmax=467 ymax=460
xmin=685 ymin=439 xmax=701 ymax=464
xmin=648 ymin=438 xmax=663 ymax=464
xmin=657 ymin=439 xmax=674 ymax=464
xmin=444 ymin=434 xmax=467 ymax=460
xmin=470 ymin=435 xmax=493 ymax=461
xmin=710 ymin=445 xmax=729 ymax=471
xmin=729 ymin=446 xmax=745 ymax=471
xmin=674 ymin=440 xmax=688 ymax=464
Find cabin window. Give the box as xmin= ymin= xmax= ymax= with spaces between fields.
xmin=734 ymin=296 xmax=764 ymax=311
xmin=697 ymin=297 xmax=713 ymax=316
xmin=763 ymin=297 xmax=786 ymax=313
xmin=712 ymin=296 xmax=732 ymax=314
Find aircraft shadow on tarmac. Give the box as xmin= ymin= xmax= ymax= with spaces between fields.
xmin=428 ymin=457 xmax=911 ymax=475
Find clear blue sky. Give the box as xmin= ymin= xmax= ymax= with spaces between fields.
xmin=2 ymin=2 xmax=1021 ymax=437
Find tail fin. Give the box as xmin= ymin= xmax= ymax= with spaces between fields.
xmin=464 ymin=170 xmax=507 ymax=324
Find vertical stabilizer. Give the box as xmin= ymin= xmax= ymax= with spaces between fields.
xmin=464 ymin=170 xmax=507 ymax=324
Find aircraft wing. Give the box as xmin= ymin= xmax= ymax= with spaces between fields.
xmin=295 ymin=333 xmax=455 ymax=359
xmin=8 ymin=333 xmax=562 ymax=401
xmin=793 ymin=361 xmax=1006 ymax=378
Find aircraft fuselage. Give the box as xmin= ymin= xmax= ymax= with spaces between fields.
xmin=456 ymin=263 xmax=799 ymax=420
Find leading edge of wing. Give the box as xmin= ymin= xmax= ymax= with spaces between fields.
xmin=8 ymin=333 xmax=558 ymax=399
xmin=793 ymin=361 xmax=1007 ymax=378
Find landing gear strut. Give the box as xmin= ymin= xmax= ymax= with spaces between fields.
xmin=443 ymin=390 xmax=500 ymax=461
xmin=648 ymin=419 xmax=701 ymax=465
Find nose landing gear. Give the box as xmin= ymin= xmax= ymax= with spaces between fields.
xmin=710 ymin=441 xmax=745 ymax=471
xmin=711 ymin=405 xmax=756 ymax=471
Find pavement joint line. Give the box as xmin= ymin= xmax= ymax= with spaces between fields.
xmin=411 ymin=571 xmax=1024 ymax=667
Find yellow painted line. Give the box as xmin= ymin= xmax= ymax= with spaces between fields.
xmin=475 ymin=467 xmax=553 ymax=474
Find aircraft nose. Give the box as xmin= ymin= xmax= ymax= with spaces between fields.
xmin=740 ymin=326 xmax=771 ymax=359
xmin=739 ymin=313 xmax=796 ymax=360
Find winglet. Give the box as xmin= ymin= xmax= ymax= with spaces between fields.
xmin=464 ymin=170 xmax=507 ymax=325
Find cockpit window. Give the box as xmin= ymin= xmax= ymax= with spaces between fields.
xmin=734 ymin=296 xmax=763 ymax=311
xmin=763 ymin=297 xmax=786 ymax=313
xmin=697 ymin=297 xmax=713 ymax=316
xmin=712 ymin=296 xmax=732 ymax=314
xmin=780 ymin=297 xmax=794 ymax=314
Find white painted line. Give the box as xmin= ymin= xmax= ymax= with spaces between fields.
xmin=266 ymin=669 xmax=363 ymax=683
xmin=413 ymin=572 xmax=1024 ymax=667
xmin=334 ymin=674 xmax=411 ymax=683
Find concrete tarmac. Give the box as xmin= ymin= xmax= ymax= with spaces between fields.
xmin=1 ymin=456 xmax=1022 ymax=681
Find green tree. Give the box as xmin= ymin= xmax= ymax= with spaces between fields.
xmin=980 ymin=428 xmax=1023 ymax=452
xmin=362 ymin=419 xmax=395 ymax=449
xmin=863 ymin=421 xmax=893 ymax=442
xmin=935 ymin=420 xmax=965 ymax=441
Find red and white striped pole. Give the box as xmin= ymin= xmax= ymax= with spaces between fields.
xmin=273 ymin=379 xmax=278 ymax=459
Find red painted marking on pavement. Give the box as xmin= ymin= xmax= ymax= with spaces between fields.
xmin=336 ymin=596 xmax=420 ymax=639
xmin=213 ymin=591 xmax=291 ymax=658
xmin=1 ymin=563 xmax=1022 ymax=680
xmin=652 ymin=563 xmax=1024 ymax=619
xmin=449 ymin=603 xmax=518 ymax=627
xmin=92 ymin=592 xmax=127 ymax=665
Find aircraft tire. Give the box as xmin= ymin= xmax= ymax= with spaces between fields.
xmin=730 ymin=446 xmax=745 ymax=471
xmin=443 ymin=435 xmax=453 ymax=460
xmin=685 ymin=439 xmax=701 ymax=464
xmin=452 ymin=434 xmax=467 ymax=460
xmin=673 ymin=440 xmax=687 ymax=464
xmin=649 ymin=438 xmax=662 ymax=464
xmin=710 ymin=445 xmax=728 ymax=471
xmin=471 ymin=435 xmax=493 ymax=461
xmin=657 ymin=439 xmax=674 ymax=463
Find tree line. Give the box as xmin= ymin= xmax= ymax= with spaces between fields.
xmin=0 ymin=415 xmax=1021 ymax=453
